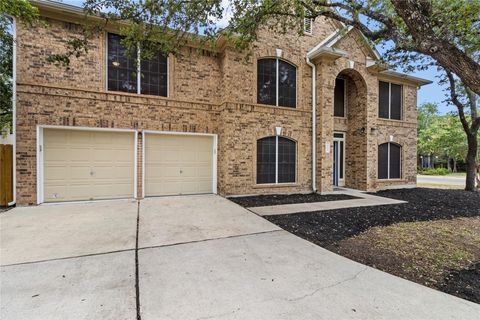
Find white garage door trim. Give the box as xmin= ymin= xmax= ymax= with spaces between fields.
xmin=142 ymin=130 xmax=218 ymax=198
xmin=36 ymin=125 xmax=138 ymax=204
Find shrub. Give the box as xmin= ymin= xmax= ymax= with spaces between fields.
xmin=421 ymin=168 xmax=450 ymax=176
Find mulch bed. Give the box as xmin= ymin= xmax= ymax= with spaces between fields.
xmin=264 ymin=188 xmax=480 ymax=247
xmin=228 ymin=193 xmax=359 ymax=207
xmin=261 ymin=188 xmax=480 ymax=303
xmin=441 ymin=262 xmax=480 ymax=303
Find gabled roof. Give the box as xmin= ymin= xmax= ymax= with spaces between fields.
xmin=307 ymin=25 xmax=431 ymax=87
xmin=321 ymin=26 xmax=381 ymax=60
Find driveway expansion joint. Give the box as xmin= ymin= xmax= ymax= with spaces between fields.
xmin=135 ymin=200 xmax=142 ymax=320
xmin=137 ymin=229 xmax=283 ymax=252
xmin=0 ymin=248 xmax=136 ymax=268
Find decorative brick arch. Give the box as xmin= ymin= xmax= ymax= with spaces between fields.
xmin=332 ymin=68 xmax=369 ymax=190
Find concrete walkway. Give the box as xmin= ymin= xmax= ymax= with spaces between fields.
xmin=1 ymin=195 xmax=479 ymax=319
xmin=249 ymin=189 xmax=406 ymax=216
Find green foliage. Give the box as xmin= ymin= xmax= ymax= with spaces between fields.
xmin=418 ymin=102 xmax=479 ymax=163
xmin=0 ymin=0 xmax=39 ymax=133
xmin=420 ymin=167 xmax=450 ymax=176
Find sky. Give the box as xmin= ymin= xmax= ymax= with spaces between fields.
xmin=60 ymin=0 xmax=454 ymax=114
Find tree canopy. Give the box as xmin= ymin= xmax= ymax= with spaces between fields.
xmin=0 ymin=0 xmax=38 ymax=134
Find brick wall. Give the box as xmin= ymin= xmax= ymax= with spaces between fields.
xmin=14 ymin=14 xmax=419 ymax=204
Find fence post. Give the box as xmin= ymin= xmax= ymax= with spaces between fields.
xmin=0 ymin=144 xmax=13 ymax=206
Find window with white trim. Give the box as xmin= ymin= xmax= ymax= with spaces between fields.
xmin=379 ymin=81 xmax=402 ymax=120
xmin=257 ymin=136 xmax=296 ymax=184
xmin=107 ymin=33 xmax=167 ymax=96
xmin=257 ymin=58 xmax=297 ymax=108
xmin=378 ymin=142 xmax=401 ymax=179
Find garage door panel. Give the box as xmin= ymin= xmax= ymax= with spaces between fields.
xmin=43 ymin=129 xmax=135 ymax=202
xmin=145 ymin=134 xmax=214 ymax=197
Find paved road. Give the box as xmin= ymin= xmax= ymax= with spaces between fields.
xmin=2 ymin=195 xmax=479 ymax=319
xmin=417 ymin=174 xmax=465 ymax=186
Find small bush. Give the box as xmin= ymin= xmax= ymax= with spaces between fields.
xmin=421 ymin=168 xmax=450 ymax=176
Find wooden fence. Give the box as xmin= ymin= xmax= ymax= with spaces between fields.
xmin=0 ymin=144 xmax=13 ymax=206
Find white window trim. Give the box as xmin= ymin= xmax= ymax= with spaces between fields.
xmin=257 ymin=136 xmax=297 ymax=185
xmin=106 ymin=32 xmax=169 ymax=97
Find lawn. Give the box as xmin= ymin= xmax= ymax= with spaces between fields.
xmin=252 ymin=188 xmax=480 ymax=303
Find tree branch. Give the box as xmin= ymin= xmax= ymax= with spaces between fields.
xmin=446 ymin=70 xmax=472 ymax=135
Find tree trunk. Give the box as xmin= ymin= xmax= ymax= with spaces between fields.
xmin=465 ymin=133 xmax=478 ymax=191
xmin=453 ymin=159 xmax=457 ymax=173
xmin=447 ymin=158 xmax=451 ymax=172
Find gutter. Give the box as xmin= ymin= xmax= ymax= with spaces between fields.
xmin=379 ymin=70 xmax=433 ymax=86
xmin=8 ymin=16 xmax=16 ymax=206
xmin=305 ymin=52 xmax=317 ymax=193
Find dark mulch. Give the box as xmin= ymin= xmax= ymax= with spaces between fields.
xmin=0 ymin=207 xmax=12 ymax=214
xmin=262 ymin=188 xmax=480 ymax=303
xmin=228 ymin=192 xmax=359 ymax=207
xmin=264 ymin=188 xmax=480 ymax=248
xmin=441 ymin=263 xmax=480 ymax=303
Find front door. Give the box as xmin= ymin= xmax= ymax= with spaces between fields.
xmin=332 ymin=132 xmax=345 ymax=187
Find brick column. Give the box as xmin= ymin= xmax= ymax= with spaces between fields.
xmin=316 ymin=63 xmax=335 ymax=193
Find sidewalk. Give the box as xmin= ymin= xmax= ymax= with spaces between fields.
xmin=248 ymin=189 xmax=406 ymax=216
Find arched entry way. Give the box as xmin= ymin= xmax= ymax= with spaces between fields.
xmin=332 ymin=68 xmax=369 ymax=190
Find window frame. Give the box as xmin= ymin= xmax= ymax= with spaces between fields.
xmin=378 ymin=81 xmax=402 ymax=120
xmin=334 ymin=77 xmax=347 ymax=118
xmin=257 ymin=58 xmax=297 ymax=108
xmin=378 ymin=142 xmax=402 ymax=180
xmin=303 ymin=8 xmax=313 ymax=34
xmin=106 ymin=32 xmax=169 ymax=97
xmin=303 ymin=17 xmax=313 ymax=34
xmin=256 ymin=136 xmax=297 ymax=185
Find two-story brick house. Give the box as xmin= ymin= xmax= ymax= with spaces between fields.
xmin=12 ymin=0 xmax=430 ymax=205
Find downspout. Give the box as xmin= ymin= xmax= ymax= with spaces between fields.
xmin=8 ymin=17 xmax=17 ymax=206
xmin=305 ymin=54 xmax=316 ymax=192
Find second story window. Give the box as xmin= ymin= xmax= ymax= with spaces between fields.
xmin=379 ymin=81 xmax=402 ymax=120
xmin=107 ymin=33 xmax=168 ymax=97
xmin=107 ymin=33 xmax=137 ymax=93
xmin=257 ymin=58 xmax=296 ymax=108
xmin=334 ymin=78 xmax=346 ymax=117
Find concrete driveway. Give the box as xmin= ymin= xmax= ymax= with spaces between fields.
xmin=1 ymin=195 xmax=479 ymax=319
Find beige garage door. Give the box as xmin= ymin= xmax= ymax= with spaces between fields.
xmin=145 ymin=134 xmax=214 ymax=196
xmin=43 ymin=129 xmax=135 ymax=202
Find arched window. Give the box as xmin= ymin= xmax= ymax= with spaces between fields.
xmin=257 ymin=58 xmax=296 ymax=108
xmin=378 ymin=143 xmax=401 ymax=179
xmin=257 ymin=136 xmax=296 ymax=184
